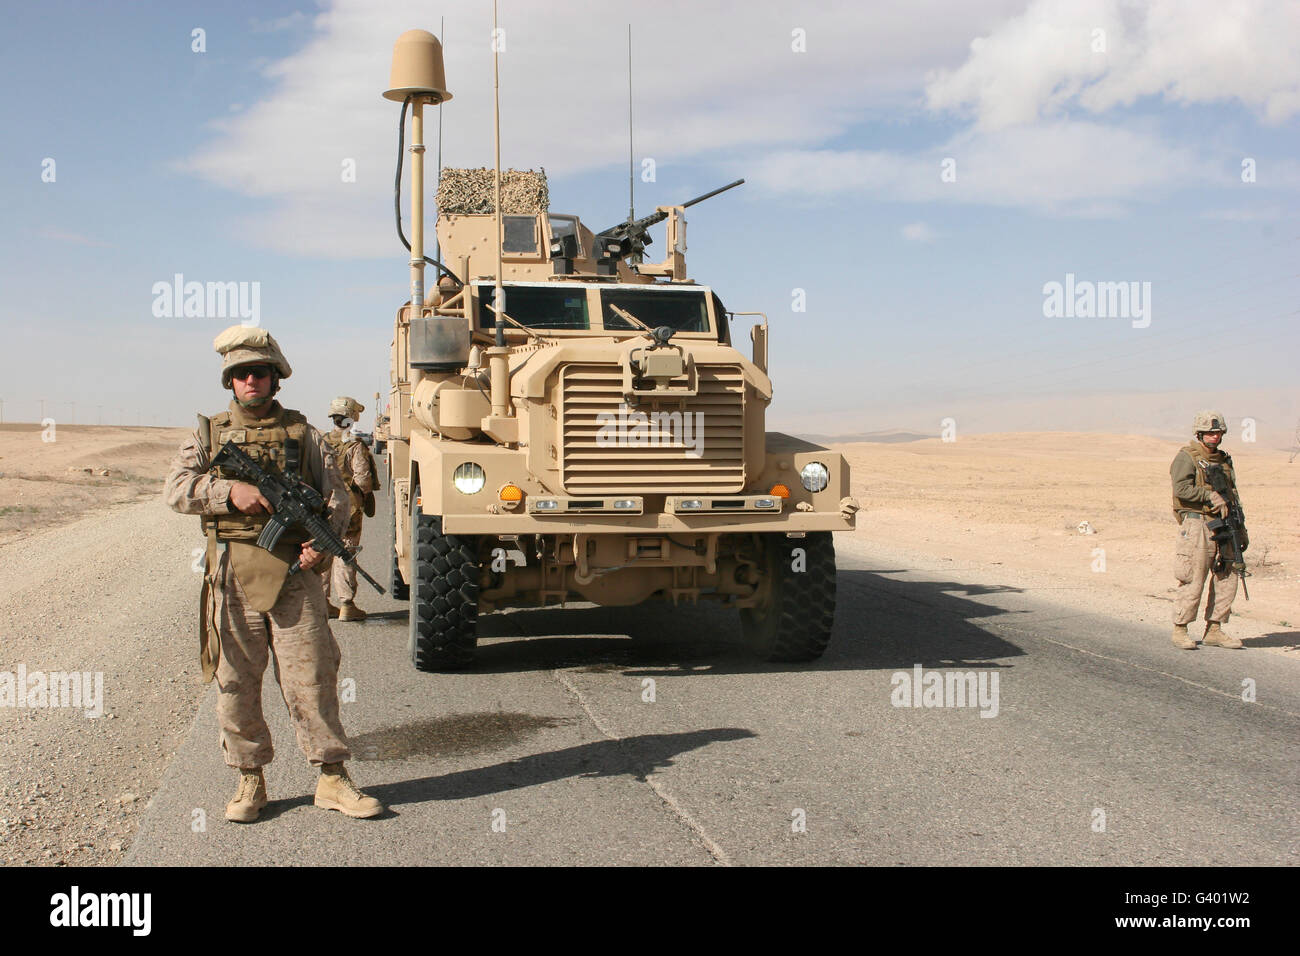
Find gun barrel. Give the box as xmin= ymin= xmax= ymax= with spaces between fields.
xmin=597 ymin=178 xmax=745 ymax=239
xmin=681 ymin=178 xmax=744 ymax=209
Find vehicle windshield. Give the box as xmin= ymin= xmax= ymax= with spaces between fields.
xmin=601 ymin=288 xmax=710 ymax=333
xmin=476 ymin=285 xmax=590 ymax=330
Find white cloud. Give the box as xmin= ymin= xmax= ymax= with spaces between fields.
xmin=901 ymin=222 xmax=937 ymax=241
xmin=748 ymin=120 xmax=1221 ymax=213
xmin=179 ymin=0 xmax=1025 ymax=258
xmin=926 ymin=0 xmax=1300 ymax=129
xmin=181 ymin=0 xmax=1299 ymax=251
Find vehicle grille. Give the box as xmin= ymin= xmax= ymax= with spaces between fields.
xmin=560 ymin=362 xmax=746 ymax=494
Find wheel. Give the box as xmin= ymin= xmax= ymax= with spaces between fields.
xmin=389 ymin=495 xmax=410 ymax=601
xmin=408 ymin=487 xmax=479 ymax=670
xmin=739 ymin=532 xmax=837 ymax=662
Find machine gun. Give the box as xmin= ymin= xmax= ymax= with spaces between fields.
xmin=1203 ymin=462 xmax=1249 ymax=599
xmin=212 ymin=441 xmax=386 ymax=594
xmin=596 ymin=179 xmax=744 ymax=263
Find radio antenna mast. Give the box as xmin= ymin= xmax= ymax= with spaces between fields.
xmin=434 ymin=16 xmax=445 ymax=268
xmin=627 ymin=24 xmax=635 ymax=225
xmin=436 ymin=15 xmax=447 ymax=269
xmin=492 ymin=0 xmax=505 ymax=348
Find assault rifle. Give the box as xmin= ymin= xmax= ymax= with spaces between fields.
xmin=211 ymin=441 xmax=385 ymax=594
xmin=1203 ymin=462 xmax=1249 ymax=600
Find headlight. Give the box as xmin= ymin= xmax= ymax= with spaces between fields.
xmin=453 ymin=462 xmax=486 ymax=495
xmin=679 ymin=499 xmax=704 ymax=510
xmin=800 ymin=461 xmax=829 ymax=493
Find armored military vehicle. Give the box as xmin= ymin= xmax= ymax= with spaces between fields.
xmin=380 ymin=30 xmax=858 ymax=670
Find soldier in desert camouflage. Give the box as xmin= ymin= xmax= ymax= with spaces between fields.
xmin=1169 ymin=410 xmax=1245 ymax=650
xmin=164 ymin=326 xmax=384 ymax=822
xmin=323 ymin=396 xmax=376 ymax=622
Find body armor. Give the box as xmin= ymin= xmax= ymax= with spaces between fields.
xmin=1172 ymin=440 xmax=1238 ymax=521
xmin=200 ymin=401 xmax=321 ymax=613
xmin=325 ymin=429 xmax=377 ymax=521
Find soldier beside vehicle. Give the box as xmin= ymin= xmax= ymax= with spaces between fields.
xmin=1170 ymin=410 xmax=1250 ymax=651
xmin=323 ymin=396 xmax=377 ymax=623
xmin=164 ymin=326 xmax=384 ymax=823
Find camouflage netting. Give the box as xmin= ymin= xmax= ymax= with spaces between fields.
xmin=436 ymin=167 xmax=549 ymax=216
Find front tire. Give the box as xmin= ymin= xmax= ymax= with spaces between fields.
xmin=409 ymin=489 xmax=479 ymax=670
xmin=389 ymin=494 xmax=410 ymax=601
xmin=739 ymin=532 xmax=837 ymax=662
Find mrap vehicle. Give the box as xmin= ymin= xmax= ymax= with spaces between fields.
xmin=380 ymin=29 xmax=859 ymax=670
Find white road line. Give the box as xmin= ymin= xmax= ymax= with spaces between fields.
xmin=551 ymin=669 xmax=731 ymax=866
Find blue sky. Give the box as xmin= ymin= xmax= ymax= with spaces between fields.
xmin=2 ymin=0 xmax=1297 ymax=441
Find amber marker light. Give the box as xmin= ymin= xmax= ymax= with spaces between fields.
xmin=769 ymin=483 xmax=791 ymax=498
xmin=499 ymin=484 xmax=523 ymax=502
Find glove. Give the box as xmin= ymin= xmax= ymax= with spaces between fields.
xmin=1208 ymin=491 xmax=1229 ymax=518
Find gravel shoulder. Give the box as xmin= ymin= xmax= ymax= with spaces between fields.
xmin=0 ymin=494 xmax=204 ymax=865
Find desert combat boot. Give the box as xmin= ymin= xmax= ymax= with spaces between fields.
xmin=226 ymin=769 xmax=268 ymax=823
xmin=315 ymin=762 xmax=383 ymax=818
xmin=338 ymin=601 xmax=367 ymax=622
xmin=1202 ymin=622 xmax=1243 ymax=649
xmin=1171 ymin=624 xmax=1197 ymax=650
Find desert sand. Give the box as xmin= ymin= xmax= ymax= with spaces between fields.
xmin=835 ymin=432 xmax=1299 ymax=633
xmin=0 ymin=424 xmax=190 ymax=545
xmin=2 ymin=423 xmax=1294 ymax=630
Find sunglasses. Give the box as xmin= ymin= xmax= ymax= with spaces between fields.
xmin=231 ymin=365 xmax=273 ymax=380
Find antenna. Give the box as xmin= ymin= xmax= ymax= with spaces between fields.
xmin=492 ymin=0 xmax=505 ymax=348
xmin=627 ymin=24 xmax=634 ymax=225
xmin=435 ymin=16 xmax=445 ymax=270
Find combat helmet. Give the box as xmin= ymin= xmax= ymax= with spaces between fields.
xmin=213 ymin=325 xmax=293 ymax=389
xmin=329 ymin=397 xmax=365 ymax=422
xmin=1193 ymin=410 xmax=1227 ymax=434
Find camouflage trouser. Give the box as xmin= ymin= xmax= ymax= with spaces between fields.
xmin=215 ymin=564 xmax=351 ymax=769
xmin=325 ymin=525 xmax=363 ymax=604
xmin=1173 ymin=514 xmax=1238 ymax=627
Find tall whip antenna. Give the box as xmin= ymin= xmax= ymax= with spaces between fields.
xmin=435 ymin=16 xmax=444 ymax=268
xmin=627 ymin=24 xmax=634 ymax=224
xmin=492 ymin=0 xmax=505 ymax=348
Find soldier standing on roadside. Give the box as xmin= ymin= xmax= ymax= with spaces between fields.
xmin=1170 ymin=410 xmax=1245 ymax=650
xmin=164 ymin=326 xmax=384 ymax=822
xmin=324 ymin=396 xmax=376 ymax=622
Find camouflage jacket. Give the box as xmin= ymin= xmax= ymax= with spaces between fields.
xmin=326 ymin=428 xmax=375 ymax=495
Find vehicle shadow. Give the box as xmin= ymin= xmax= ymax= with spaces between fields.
xmin=466 ymin=568 xmax=1028 ymax=676
xmin=367 ymin=727 xmax=758 ymax=806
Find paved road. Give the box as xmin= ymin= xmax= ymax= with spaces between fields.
xmin=127 ymin=490 xmax=1300 ymax=865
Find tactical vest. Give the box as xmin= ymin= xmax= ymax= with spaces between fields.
xmin=325 ymin=429 xmax=356 ymax=485
xmin=199 ymin=401 xmax=319 ymax=612
xmin=1172 ymin=440 xmax=1237 ymax=520
xmin=325 ymin=429 xmax=377 ymax=520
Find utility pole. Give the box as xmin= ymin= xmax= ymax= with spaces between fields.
xmin=39 ymin=398 xmax=46 ymax=420
xmin=97 ymin=405 xmax=103 ymax=425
